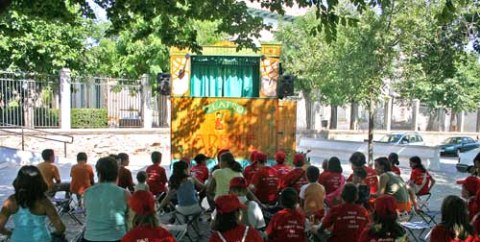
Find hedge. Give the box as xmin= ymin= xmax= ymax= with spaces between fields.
xmin=71 ymin=108 xmax=108 ymax=128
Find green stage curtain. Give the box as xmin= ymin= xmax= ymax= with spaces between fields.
xmin=190 ymin=56 xmax=260 ymax=97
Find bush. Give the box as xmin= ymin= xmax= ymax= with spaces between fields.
xmin=71 ymin=108 xmax=108 ymax=128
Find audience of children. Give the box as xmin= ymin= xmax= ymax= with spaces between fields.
xmin=17 ymin=147 xmax=480 ymax=242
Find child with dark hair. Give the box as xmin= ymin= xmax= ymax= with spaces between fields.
xmin=250 ymin=152 xmax=280 ymax=205
xmin=282 ymin=153 xmax=308 ymax=194
xmin=208 ymin=152 xmax=243 ymax=200
xmin=266 ymin=187 xmax=307 ymax=242
xmin=117 ymin=152 xmax=135 ymax=192
xmin=347 ymin=152 xmax=378 ymax=195
xmin=352 ymin=168 xmax=372 ymax=211
xmin=388 ymin=152 xmax=401 ymax=175
xmin=358 ymin=195 xmax=406 ymax=242
xmin=134 ymin=171 xmax=149 ymax=192
xmin=314 ymin=183 xmax=369 ymax=242
xmin=299 ymin=166 xmax=326 ymax=224
xmin=319 ymin=156 xmax=345 ymax=207
xmin=70 ymin=152 xmax=94 ymax=208
xmin=210 ymin=194 xmax=263 ymax=242
xmin=159 ymin=160 xmax=204 ymax=215
xmin=375 ymin=157 xmax=411 ymax=212
xmin=430 ymin=195 xmax=477 ymax=242
xmin=244 ymin=150 xmax=260 ymax=183
xmin=0 ymin=166 xmax=65 ymax=241
xmin=146 ymin=151 xmax=168 ymax=196
xmin=408 ymin=156 xmax=435 ymax=196
xmin=122 ymin=191 xmax=175 ymax=242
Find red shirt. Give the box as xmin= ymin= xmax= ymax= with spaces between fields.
xmin=430 ymin=224 xmax=480 ymax=242
xmin=146 ymin=164 xmax=168 ymax=195
xmin=243 ymin=164 xmax=259 ymax=184
xmin=282 ymin=168 xmax=308 ymax=194
xmin=191 ymin=164 xmax=209 ymax=184
xmin=409 ymin=168 xmax=432 ymax=195
xmin=250 ymin=166 xmax=280 ymax=204
xmin=118 ymin=166 xmax=134 ymax=192
xmin=209 ymin=224 xmax=263 ymax=242
xmin=318 ymin=171 xmax=343 ymax=194
xmin=266 ymin=208 xmax=307 ymax=242
xmin=121 ymin=225 xmax=176 ymax=242
xmin=473 ymin=213 xmax=480 ymax=236
xmin=272 ymin=164 xmax=291 ymax=179
xmin=391 ymin=165 xmax=401 ymax=175
xmin=358 ymin=227 xmax=401 ymax=242
xmin=469 ymin=198 xmax=478 ymax=221
xmin=321 ymin=203 xmax=370 ymax=242
xmin=348 ymin=166 xmax=378 ymax=194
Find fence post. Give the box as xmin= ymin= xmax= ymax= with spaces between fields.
xmin=142 ymin=74 xmax=153 ymax=129
xmin=59 ymin=68 xmax=71 ymax=130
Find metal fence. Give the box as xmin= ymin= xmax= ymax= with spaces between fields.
xmin=0 ymin=71 xmax=59 ymax=128
xmin=71 ymin=76 xmax=145 ymax=128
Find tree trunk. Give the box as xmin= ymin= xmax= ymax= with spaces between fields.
xmin=330 ymin=105 xmax=337 ymax=130
xmin=304 ymin=92 xmax=312 ymax=130
xmin=476 ymin=108 xmax=480 ymax=133
xmin=426 ymin=109 xmax=438 ymax=131
xmin=368 ymin=99 xmax=375 ymax=166
xmin=449 ymin=111 xmax=457 ymax=132
xmin=350 ymin=102 xmax=358 ymax=130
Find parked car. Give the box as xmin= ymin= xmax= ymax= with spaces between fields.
xmin=439 ymin=136 xmax=480 ymax=156
xmin=377 ymin=132 xmax=425 ymax=145
xmin=456 ymin=147 xmax=480 ymax=172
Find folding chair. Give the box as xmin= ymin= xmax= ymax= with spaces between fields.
xmin=52 ymin=196 xmax=84 ymax=225
xmin=163 ymin=224 xmax=188 ymax=241
xmin=399 ymin=209 xmax=436 ymax=242
xmin=172 ymin=210 xmax=203 ymax=242
xmin=416 ymin=192 xmax=432 ymax=212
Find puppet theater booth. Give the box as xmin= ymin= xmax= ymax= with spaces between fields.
xmin=170 ymin=41 xmax=297 ymax=167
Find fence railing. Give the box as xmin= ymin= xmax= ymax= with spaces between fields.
xmin=0 ymin=71 xmax=60 ymax=128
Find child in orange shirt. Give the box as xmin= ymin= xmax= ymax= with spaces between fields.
xmin=70 ymin=152 xmax=94 ymax=207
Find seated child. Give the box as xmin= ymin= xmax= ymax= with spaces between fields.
xmin=266 ymin=187 xmax=307 ymax=242
xmin=299 ymin=166 xmax=326 ymax=224
xmin=122 ymin=191 xmax=175 ymax=242
xmin=134 ymin=171 xmax=149 ymax=192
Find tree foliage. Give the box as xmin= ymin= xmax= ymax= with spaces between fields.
xmin=1 ymin=0 xmax=475 ymax=54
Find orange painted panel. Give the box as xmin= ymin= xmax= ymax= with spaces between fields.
xmin=171 ymin=97 xmax=295 ymax=161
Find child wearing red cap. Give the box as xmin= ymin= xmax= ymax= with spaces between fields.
xmin=282 ymin=153 xmax=308 ymax=194
xmin=358 ymin=194 xmax=406 ymax=242
xmin=314 ymin=183 xmax=369 ymax=242
xmin=122 ymin=191 xmax=175 ymax=242
xmin=210 ymin=194 xmax=263 ymax=242
xmin=266 ymin=187 xmax=307 ymax=242
xmin=243 ymin=150 xmax=260 ymax=184
xmin=272 ymin=150 xmax=291 ymax=179
xmin=250 ymin=152 xmax=280 ymax=205
xmin=430 ymin=195 xmax=478 ymax=242
xmin=347 ymin=152 xmax=378 ymax=195
xmin=458 ymin=176 xmax=480 ymax=220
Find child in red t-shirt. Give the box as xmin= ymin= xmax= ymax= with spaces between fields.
xmin=146 ymin=151 xmax=168 ymax=196
xmin=407 ymin=156 xmax=435 ymax=196
xmin=210 ymin=194 xmax=263 ymax=242
xmin=122 ymin=190 xmax=175 ymax=242
xmin=347 ymin=152 xmax=378 ymax=195
xmin=358 ymin=194 xmax=406 ymax=242
xmin=319 ymin=156 xmax=345 ymax=207
xmin=457 ymin=176 xmax=480 ymax=220
xmin=266 ymin=187 xmax=307 ymax=242
xmin=282 ymin=154 xmax=308 ymax=194
xmin=244 ymin=150 xmax=259 ymax=184
xmin=388 ymin=152 xmax=401 ymax=175
xmin=272 ymin=150 xmax=291 ymax=179
xmin=430 ymin=195 xmax=479 ymax=242
xmin=250 ymin=152 xmax=280 ymax=205
xmin=314 ymin=183 xmax=369 ymax=242
xmin=117 ymin=153 xmax=134 ymax=192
